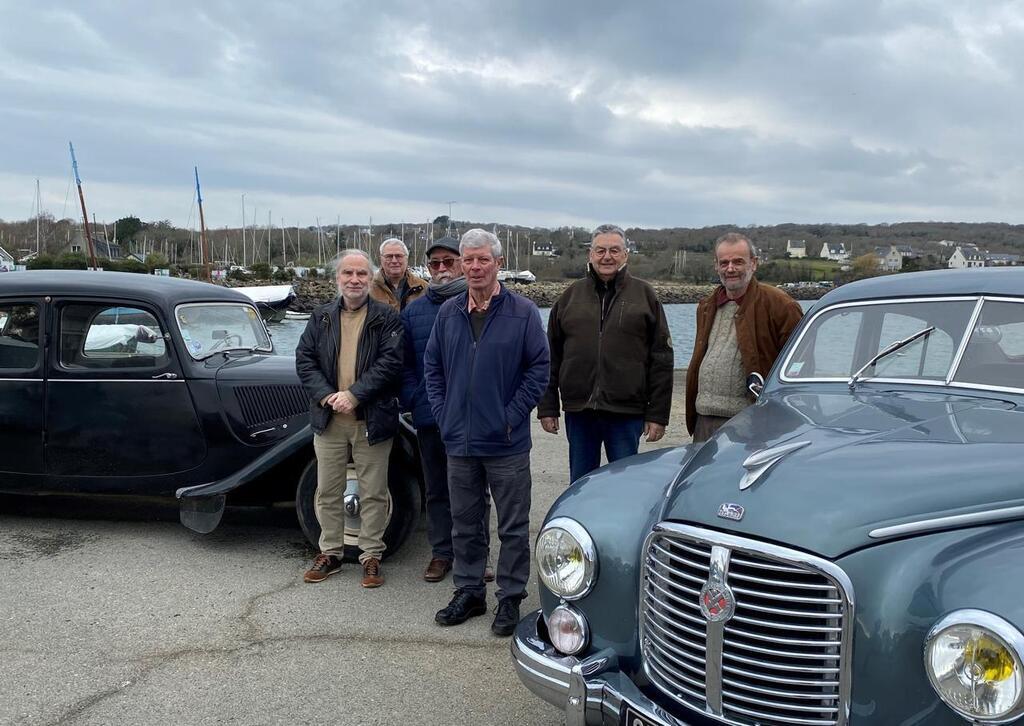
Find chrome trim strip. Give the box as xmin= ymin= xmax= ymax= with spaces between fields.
xmin=704 ymin=545 xmax=730 ymax=714
xmin=45 ymin=378 xmax=185 ymax=383
xmin=0 ymin=378 xmax=43 ymax=381
xmin=869 ymin=504 xmax=1024 ymax=539
xmin=946 ymin=296 xmax=986 ymax=385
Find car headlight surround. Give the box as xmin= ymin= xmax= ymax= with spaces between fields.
xmin=925 ymin=609 xmax=1024 ymax=722
xmin=536 ymin=517 xmax=598 ymax=600
xmin=546 ymin=604 xmax=590 ymax=656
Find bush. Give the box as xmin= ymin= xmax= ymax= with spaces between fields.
xmin=249 ymin=262 xmax=271 ymax=280
xmin=226 ymin=268 xmax=249 ymax=282
xmin=26 ymin=254 xmax=55 ymax=270
xmin=54 ymin=253 xmax=90 ymax=270
xmin=272 ymin=267 xmax=295 ymax=282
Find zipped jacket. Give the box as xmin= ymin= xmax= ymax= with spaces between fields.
xmin=370 ymin=269 xmax=427 ymax=311
xmin=399 ymin=286 xmax=446 ymax=429
xmin=295 ymin=296 xmax=404 ymax=443
xmin=423 ymin=286 xmax=549 ymax=457
xmin=685 ymin=279 xmax=803 ymax=435
xmin=537 ymin=266 xmax=674 ymax=424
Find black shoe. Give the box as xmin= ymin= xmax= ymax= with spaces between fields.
xmin=435 ymin=589 xmax=487 ymax=626
xmin=491 ymin=596 xmax=522 ymax=637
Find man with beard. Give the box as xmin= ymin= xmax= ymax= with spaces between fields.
xmin=686 ymin=232 xmax=803 ymax=442
xmin=400 ymin=237 xmax=492 ymax=584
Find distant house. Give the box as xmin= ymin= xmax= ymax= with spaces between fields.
xmin=786 ymin=239 xmax=807 ymax=259
xmin=66 ymin=229 xmax=122 ymax=260
xmin=0 ymin=245 xmax=14 ymax=271
xmin=820 ymin=242 xmax=849 ymax=262
xmin=984 ymin=253 xmax=1021 ymax=267
xmin=126 ymin=252 xmax=147 ymax=264
xmin=532 ymin=240 xmax=556 ymax=257
xmin=875 ymin=245 xmax=918 ymax=271
xmin=947 ymin=246 xmax=986 ymax=269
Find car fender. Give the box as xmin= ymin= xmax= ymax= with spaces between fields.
xmin=836 ymin=520 xmax=1024 ymax=723
xmin=175 ymin=424 xmax=313 ymax=533
xmin=538 ymin=444 xmax=698 ymax=665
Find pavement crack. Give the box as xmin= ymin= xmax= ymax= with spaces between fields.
xmin=236 ymin=576 xmax=299 ymax=641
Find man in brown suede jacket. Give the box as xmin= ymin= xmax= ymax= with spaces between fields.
xmin=539 ymin=224 xmax=674 ymax=483
xmin=686 ymin=232 xmax=803 ymax=442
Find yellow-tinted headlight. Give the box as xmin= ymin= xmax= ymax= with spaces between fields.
xmin=536 ymin=517 xmax=597 ymax=600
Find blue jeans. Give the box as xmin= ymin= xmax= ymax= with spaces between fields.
xmin=564 ymin=410 xmax=645 ymax=484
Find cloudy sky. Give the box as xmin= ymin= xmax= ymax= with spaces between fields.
xmin=3 ymin=0 xmax=1024 ymax=230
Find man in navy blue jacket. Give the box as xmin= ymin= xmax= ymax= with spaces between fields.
xmin=424 ymin=228 xmax=549 ymax=636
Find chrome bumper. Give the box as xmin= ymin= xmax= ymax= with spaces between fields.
xmin=510 ymin=610 xmax=699 ymax=726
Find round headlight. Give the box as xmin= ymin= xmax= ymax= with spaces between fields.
xmin=536 ymin=517 xmax=598 ymax=600
xmin=547 ymin=605 xmax=589 ymax=656
xmin=925 ymin=610 xmax=1024 ymax=722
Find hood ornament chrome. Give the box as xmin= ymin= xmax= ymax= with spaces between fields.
xmin=740 ymin=440 xmax=811 ymax=490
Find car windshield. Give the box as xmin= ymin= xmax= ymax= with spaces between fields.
xmin=782 ymin=298 xmax=978 ymax=384
xmin=175 ymin=303 xmax=273 ymax=359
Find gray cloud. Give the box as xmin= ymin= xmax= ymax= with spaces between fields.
xmin=2 ymin=0 xmax=1024 ymax=229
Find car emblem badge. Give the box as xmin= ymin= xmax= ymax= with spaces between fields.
xmin=717 ymin=503 xmax=745 ymax=521
xmin=699 ymin=578 xmax=736 ymax=623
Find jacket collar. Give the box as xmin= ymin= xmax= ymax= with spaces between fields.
xmin=587 ymin=263 xmax=630 ymax=289
xmin=325 ymin=295 xmax=387 ymax=324
xmin=712 ymin=277 xmax=761 ymax=310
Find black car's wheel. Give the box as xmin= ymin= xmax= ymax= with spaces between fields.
xmin=295 ymin=449 xmax=421 ymax=561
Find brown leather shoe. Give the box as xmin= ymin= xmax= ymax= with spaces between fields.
xmin=484 ymin=565 xmax=495 ymax=583
xmin=304 ymin=553 xmax=342 ymax=583
xmin=361 ymin=557 xmax=384 ymax=588
xmin=423 ymin=557 xmax=452 ymax=583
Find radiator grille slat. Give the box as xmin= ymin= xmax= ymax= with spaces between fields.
xmin=234 ymin=384 xmax=308 ymax=429
xmin=641 ymin=528 xmax=851 ymax=726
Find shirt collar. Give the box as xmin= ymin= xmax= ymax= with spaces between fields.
xmin=716 ymin=286 xmax=744 ymax=307
xmin=468 ymin=280 xmax=501 ymax=312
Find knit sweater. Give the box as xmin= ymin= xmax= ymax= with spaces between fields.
xmin=695 ymin=302 xmax=748 ymax=419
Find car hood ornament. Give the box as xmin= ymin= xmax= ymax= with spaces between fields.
xmin=717 ymin=503 xmax=745 ymax=521
xmin=740 ymin=440 xmax=811 ymax=490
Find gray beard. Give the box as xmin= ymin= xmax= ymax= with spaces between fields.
xmin=430 ymin=277 xmax=468 ymax=298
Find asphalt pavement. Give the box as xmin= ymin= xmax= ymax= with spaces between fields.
xmin=0 ymin=373 xmax=690 ymax=726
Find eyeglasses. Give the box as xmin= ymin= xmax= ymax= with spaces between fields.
xmin=591 ymin=247 xmax=625 ymax=258
xmin=382 ymin=253 xmax=406 ymax=261
xmin=427 ymin=257 xmax=459 ymax=270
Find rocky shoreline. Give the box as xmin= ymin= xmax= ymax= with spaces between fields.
xmin=231 ymin=278 xmax=827 ymax=312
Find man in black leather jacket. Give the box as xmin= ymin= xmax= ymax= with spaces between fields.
xmin=296 ymin=249 xmax=404 ymax=588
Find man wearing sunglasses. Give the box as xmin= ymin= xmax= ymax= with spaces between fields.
xmin=400 ymin=238 xmax=493 ymax=584
xmin=538 ymin=224 xmax=674 ymax=484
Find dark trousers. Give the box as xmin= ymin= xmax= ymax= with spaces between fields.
xmin=693 ymin=414 xmax=731 ymax=443
xmin=448 ymin=452 xmax=531 ymax=601
xmin=564 ymin=410 xmax=645 ymax=484
xmin=416 ymin=426 xmax=490 ymax=561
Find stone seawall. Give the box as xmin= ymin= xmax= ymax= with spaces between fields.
xmin=231 ymin=278 xmax=826 ymax=312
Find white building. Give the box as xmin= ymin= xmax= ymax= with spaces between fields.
xmin=786 ymin=239 xmax=807 ymax=258
xmin=532 ymin=240 xmax=556 ymax=257
xmin=820 ymin=242 xmax=849 ymax=262
xmin=947 ymin=246 xmax=986 ymax=269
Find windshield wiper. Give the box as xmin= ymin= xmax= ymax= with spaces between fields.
xmin=848 ymin=325 xmax=935 ymax=389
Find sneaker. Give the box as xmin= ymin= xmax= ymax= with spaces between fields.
xmin=435 ymin=589 xmax=487 ymax=626
xmin=361 ymin=557 xmax=384 ymax=588
xmin=483 ymin=565 xmax=495 ymax=583
xmin=491 ymin=597 xmax=521 ymax=637
xmin=423 ymin=557 xmax=452 ymax=583
xmin=304 ymin=553 xmax=342 ymax=583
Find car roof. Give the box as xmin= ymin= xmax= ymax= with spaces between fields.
xmin=0 ymin=270 xmax=251 ymax=306
xmin=819 ymin=267 xmax=1024 ymax=306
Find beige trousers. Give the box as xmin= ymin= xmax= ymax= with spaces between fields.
xmin=312 ymin=416 xmax=393 ymax=564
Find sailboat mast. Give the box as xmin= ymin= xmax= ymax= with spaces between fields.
xmin=241 ymin=194 xmax=246 ymax=267
xmin=35 ymin=179 xmax=41 ymax=255
xmin=194 ymin=167 xmax=212 ymax=281
xmin=69 ymin=142 xmax=98 ymax=269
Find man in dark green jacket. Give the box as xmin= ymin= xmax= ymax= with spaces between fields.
xmin=538 ymin=224 xmax=674 ymax=483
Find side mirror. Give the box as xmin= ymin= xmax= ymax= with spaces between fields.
xmin=747 ymin=372 xmax=765 ymax=399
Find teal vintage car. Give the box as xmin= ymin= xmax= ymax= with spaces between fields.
xmin=513 ymin=267 xmax=1024 ymax=725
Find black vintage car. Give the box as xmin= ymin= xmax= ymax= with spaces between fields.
xmin=0 ymin=270 xmax=421 ymax=557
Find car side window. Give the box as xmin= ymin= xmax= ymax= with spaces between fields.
xmin=954 ymin=300 xmax=1024 ymax=390
xmin=0 ymin=303 xmax=41 ymax=371
xmin=60 ymin=304 xmax=168 ymax=370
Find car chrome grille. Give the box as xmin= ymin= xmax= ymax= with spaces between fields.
xmin=234 ymin=384 xmax=308 ymax=428
xmin=641 ymin=525 xmax=852 ymax=726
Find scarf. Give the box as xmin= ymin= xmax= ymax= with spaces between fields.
xmin=429 ymin=277 xmax=468 ymax=299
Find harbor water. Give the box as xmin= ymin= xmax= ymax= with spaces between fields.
xmin=267 ymin=301 xmax=817 ymax=369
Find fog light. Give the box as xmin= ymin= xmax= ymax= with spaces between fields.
xmin=547 ymin=604 xmax=589 ymax=656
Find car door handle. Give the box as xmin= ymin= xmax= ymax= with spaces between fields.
xmin=151 ymin=372 xmax=178 ymax=380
